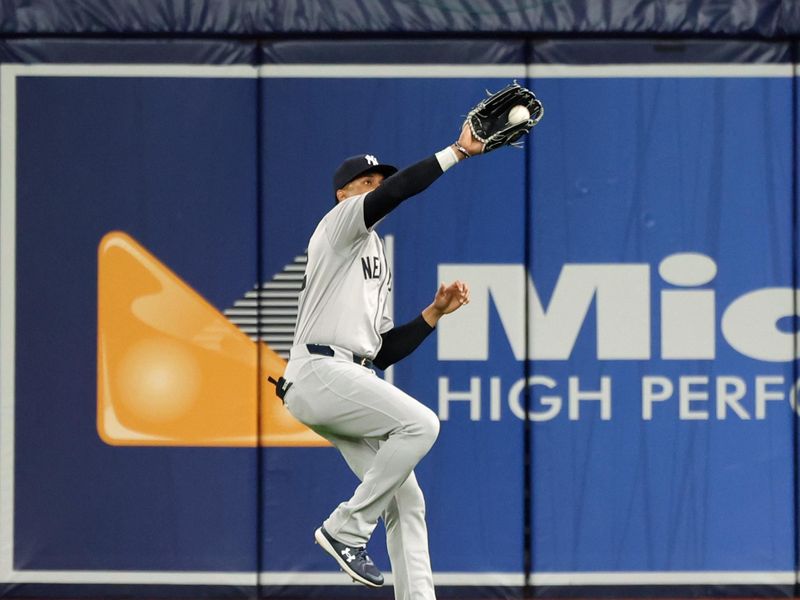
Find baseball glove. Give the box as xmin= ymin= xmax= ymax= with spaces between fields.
xmin=463 ymin=81 xmax=543 ymax=154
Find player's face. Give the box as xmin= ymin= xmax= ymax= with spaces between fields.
xmin=336 ymin=172 xmax=386 ymax=202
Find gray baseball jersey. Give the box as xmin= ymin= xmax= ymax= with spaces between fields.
xmin=292 ymin=192 xmax=394 ymax=357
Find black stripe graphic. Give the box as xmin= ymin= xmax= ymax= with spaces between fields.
xmin=224 ymin=252 xmax=307 ymax=359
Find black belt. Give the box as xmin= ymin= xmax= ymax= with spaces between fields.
xmin=307 ymin=344 xmax=374 ymax=369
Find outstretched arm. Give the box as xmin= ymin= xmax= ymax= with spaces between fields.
xmin=373 ymin=281 xmax=470 ymax=370
xmin=363 ymin=124 xmax=484 ymax=229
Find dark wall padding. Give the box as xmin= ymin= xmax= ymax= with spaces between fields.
xmin=1 ymin=0 xmax=800 ymax=38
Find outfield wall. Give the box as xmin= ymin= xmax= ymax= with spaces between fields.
xmin=0 ymin=37 xmax=799 ymax=598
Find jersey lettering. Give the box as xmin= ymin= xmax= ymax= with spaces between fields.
xmin=361 ymin=256 xmax=382 ymax=280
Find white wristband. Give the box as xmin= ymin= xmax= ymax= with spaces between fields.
xmin=435 ymin=146 xmax=459 ymax=172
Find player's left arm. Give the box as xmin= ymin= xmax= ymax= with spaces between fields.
xmin=373 ymin=280 xmax=470 ymax=370
xmin=363 ymin=124 xmax=483 ymax=230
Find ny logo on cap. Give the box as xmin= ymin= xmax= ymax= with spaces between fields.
xmin=365 ymin=155 xmax=379 ymax=166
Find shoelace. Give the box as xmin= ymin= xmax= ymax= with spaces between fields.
xmin=355 ymin=547 xmax=373 ymax=566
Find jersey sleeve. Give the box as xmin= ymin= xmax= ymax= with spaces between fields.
xmin=379 ymin=305 xmax=394 ymax=335
xmin=373 ymin=314 xmax=435 ymax=370
xmin=322 ymin=193 xmax=369 ymax=251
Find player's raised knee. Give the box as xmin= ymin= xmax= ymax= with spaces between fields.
xmin=419 ymin=408 xmax=440 ymax=446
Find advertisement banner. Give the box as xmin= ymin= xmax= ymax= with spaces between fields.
xmin=1 ymin=39 xmax=797 ymax=597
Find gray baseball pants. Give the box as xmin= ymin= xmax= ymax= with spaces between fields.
xmin=283 ymin=345 xmax=440 ymax=600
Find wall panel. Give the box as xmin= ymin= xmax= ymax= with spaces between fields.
xmin=1 ymin=42 xmax=260 ymax=597
xmin=529 ymin=41 xmax=796 ymax=588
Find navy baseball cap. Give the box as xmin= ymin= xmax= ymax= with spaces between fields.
xmin=333 ymin=154 xmax=398 ymax=193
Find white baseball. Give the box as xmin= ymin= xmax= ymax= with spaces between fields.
xmin=507 ymin=105 xmax=530 ymax=125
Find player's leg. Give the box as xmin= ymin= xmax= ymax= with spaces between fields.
xmin=309 ymin=433 xmax=387 ymax=587
xmin=383 ymin=472 xmax=435 ymax=600
xmin=323 ymin=435 xmax=435 ymax=600
xmin=285 ymin=356 xmax=439 ymax=546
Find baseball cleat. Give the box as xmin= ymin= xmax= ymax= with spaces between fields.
xmin=314 ymin=526 xmax=384 ymax=588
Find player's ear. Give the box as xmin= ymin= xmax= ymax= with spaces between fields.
xmin=335 ymin=188 xmax=346 ymax=202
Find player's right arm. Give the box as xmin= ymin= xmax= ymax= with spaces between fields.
xmin=373 ymin=280 xmax=470 ymax=369
xmin=363 ymin=123 xmax=484 ymax=229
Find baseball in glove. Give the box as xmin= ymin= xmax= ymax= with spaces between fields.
xmin=458 ymin=81 xmax=543 ymax=155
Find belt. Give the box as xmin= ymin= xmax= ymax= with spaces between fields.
xmin=306 ymin=343 xmax=374 ymax=369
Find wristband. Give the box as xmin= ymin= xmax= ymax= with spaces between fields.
xmin=435 ymin=145 xmax=459 ymax=172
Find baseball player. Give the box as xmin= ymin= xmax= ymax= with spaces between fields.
xmin=279 ymin=122 xmax=485 ymax=599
